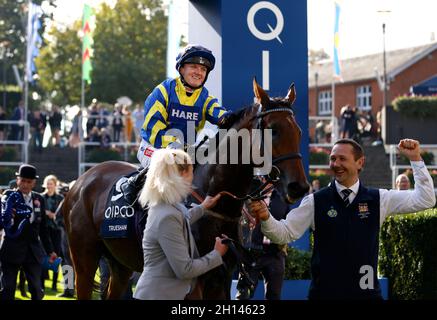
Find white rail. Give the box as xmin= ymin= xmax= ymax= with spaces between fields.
xmin=389 ymin=144 xmax=437 ymax=189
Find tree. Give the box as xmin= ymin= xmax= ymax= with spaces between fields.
xmin=0 ymin=0 xmax=55 ymax=85
xmin=0 ymin=0 xmax=28 ymax=85
xmin=90 ymin=0 xmax=167 ymax=104
xmin=36 ymin=21 xmax=82 ymax=105
xmin=34 ymin=0 xmax=168 ymax=106
xmin=308 ymin=49 xmax=330 ymax=66
xmin=0 ymin=0 xmax=56 ymax=111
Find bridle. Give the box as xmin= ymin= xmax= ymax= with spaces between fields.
xmin=189 ymin=104 xmax=304 ymax=276
xmin=233 ymin=105 xmax=302 ymax=201
xmin=191 ymin=105 xmax=303 ymax=204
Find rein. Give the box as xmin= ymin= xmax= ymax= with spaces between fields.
xmin=190 ymin=189 xmax=250 ymax=224
xmin=221 ymin=237 xmax=257 ymax=288
xmin=190 ymin=105 xmax=301 ymax=225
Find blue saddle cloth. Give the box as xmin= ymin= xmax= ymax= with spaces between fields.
xmin=100 ymin=171 xmax=147 ymax=241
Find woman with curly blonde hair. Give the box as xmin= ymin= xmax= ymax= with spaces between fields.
xmin=134 ymin=148 xmax=228 ymax=300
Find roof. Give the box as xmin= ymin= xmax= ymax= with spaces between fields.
xmin=414 ymin=74 xmax=437 ymax=87
xmin=309 ymin=42 xmax=437 ymax=88
xmin=411 ymin=74 xmax=437 ymax=95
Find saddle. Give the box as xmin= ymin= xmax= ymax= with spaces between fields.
xmin=100 ymin=170 xmax=148 ymax=245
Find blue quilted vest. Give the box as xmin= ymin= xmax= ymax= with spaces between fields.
xmin=310 ymin=182 xmax=382 ymax=299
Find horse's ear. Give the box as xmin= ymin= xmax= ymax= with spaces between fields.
xmin=253 ymin=77 xmax=270 ymax=109
xmin=286 ymin=82 xmax=296 ymax=106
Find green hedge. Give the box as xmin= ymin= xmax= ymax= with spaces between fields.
xmin=310 ymin=152 xmax=329 ymax=165
xmin=284 ymin=247 xmax=312 ymax=280
xmin=309 ymin=172 xmax=331 ymax=188
xmin=0 ymin=146 xmax=18 ymax=162
xmin=379 ymin=209 xmax=437 ymax=299
xmin=392 ymin=95 xmax=437 ymax=119
xmin=0 ymin=167 xmax=16 ymax=187
xmin=309 ymin=147 xmax=330 ymax=165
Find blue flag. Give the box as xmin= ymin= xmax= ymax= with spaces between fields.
xmin=26 ymin=2 xmax=43 ymax=83
xmin=333 ymin=2 xmax=342 ymax=80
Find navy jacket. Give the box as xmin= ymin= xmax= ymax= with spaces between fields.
xmin=310 ymin=182 xmax=381 ymax=299
xmin=0 ymin=189 xmax=53 ymax=265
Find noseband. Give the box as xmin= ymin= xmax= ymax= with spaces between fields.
xmin=225 ymin=106 xmax=302 ymax=201
xmin=253 ymin=106 xmax=303 ymax=165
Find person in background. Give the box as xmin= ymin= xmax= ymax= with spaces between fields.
xmin=69 ymin=110 xmax=81 ymax=148
xmin=100 ymin=128 xmax=111 ymax=148
xmin=132 ymin=104 xmax=144 ymax=143
xmin=41 ymin=174 xmax=64 ymax=292
xmin=9 ymin=100 xmax=25 ymax=141
xmin=395 ymin=173 xmax=411 ymax=191
xmin=96 ymin=104 xmax=109 ymax=130
xmin=55 ymin=181 xmax=75 ymax=298
xmin=0 ymin=164 xmax=56 ymax=300
xmin=340 ymin=104 xmax=356 ymax=139
xmin=86 ymin=102 xmax=98 ymax=137
xmin=48 ymin=105 xmax=63 ymax=147
xmin=112 ymin=103 xmax=123 ymax=143
xmin=311 ymin=179 xmax=321 ymax=193
xmin=123 ymin=105 xmax=133 ymax=143
xmin=29 ymin=109 xmax=47 ymax=153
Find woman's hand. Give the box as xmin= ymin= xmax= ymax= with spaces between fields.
xmin=214 ymin=234 xmax=229 ymax=256
xmin=201 ymin=193 xmax=222 ymax=210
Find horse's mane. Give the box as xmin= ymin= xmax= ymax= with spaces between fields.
xmin=224 ymin=96 xmax=293 ymax=129
xmin=198 ymin=97 xmax=294 ymax=158
xmin=228 ymin=105 xmax=257 ymax=129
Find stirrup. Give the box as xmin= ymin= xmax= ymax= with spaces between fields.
xmin=122 ymin=167 xmax=148 ymax=206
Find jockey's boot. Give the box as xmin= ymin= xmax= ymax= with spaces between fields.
xmin=122 ymin=167 xmax=148 ymax=205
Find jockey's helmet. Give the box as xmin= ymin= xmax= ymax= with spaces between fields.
xmin=175 ymin=45 xmax=215 ymax=72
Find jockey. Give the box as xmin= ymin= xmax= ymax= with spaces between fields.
xmin=123 ymin=44 xmax=234 ymax=204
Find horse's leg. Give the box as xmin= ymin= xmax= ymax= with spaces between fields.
xmin=69 ymin=243 xmax=100 ymax=300
xmin=68 ymin=200 xmax=102 ymax=300
xmin=202 ymin=268 xmax=231 ymax=300
xmin=106 ymin=258 xmax=133 ymax=300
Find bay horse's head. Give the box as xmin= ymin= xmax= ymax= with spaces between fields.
xmin=251 ymin=78 xmax=310 ymax=203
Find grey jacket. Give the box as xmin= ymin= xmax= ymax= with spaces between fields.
xmin=133 ymin=203 xmax=223 ymax=300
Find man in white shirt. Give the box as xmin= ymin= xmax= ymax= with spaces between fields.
xmin=249 ymin=138 xmax=436 ymax=299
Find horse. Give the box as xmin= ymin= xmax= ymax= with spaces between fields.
xmin=62 ymin=79 xmax=310 ymax=299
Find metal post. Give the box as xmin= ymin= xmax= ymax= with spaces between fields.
xmin=315 ymin=72 xmax=319 ymax=114
xmin=24 ymin=0 xmax=30 ymax=165
xmin=331 ymin=81 xmax=336 ymax=142
xmin=377 ymin=9 xmax=391 ymax=107
xmin=81 ymin=78 xmax=85 ymax=110
xmin=79 ymin=78 xmax=85 ymax=176
xmin=2 ymin=49 xmax=6 ymax=109
xmin=0 ymin=41 xmax=10 ymax=109
xmin=382 ymin=22 xmax=388 ymax=108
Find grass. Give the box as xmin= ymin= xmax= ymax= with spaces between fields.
xmin=15 ymin=277 xmax=75 ymax=300
xmin=14 ymin=270 xmax=101 ymax=300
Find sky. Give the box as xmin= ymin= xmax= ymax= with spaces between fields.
xmin=51 ymin=0 xmax=437 ymax=60
xmin=309 ymin=0 xmax=437 ymax=59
